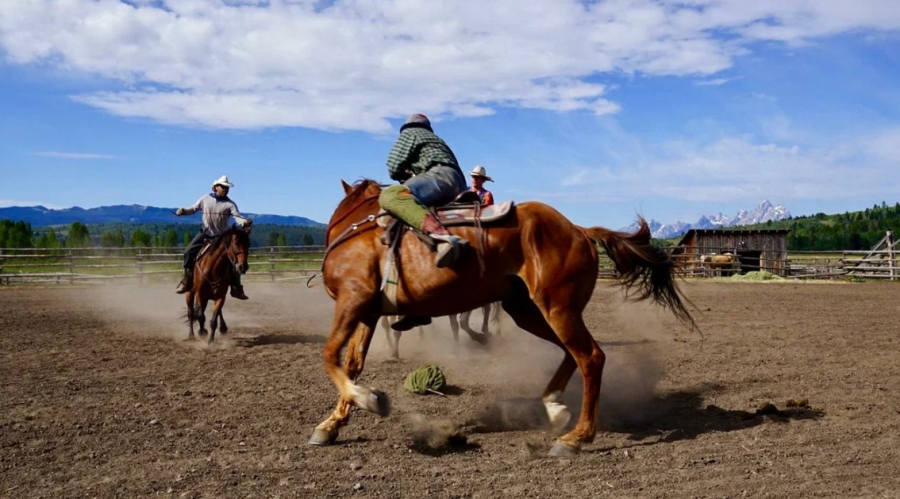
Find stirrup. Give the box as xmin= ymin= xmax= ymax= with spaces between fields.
xmin=431 ymin=234 xmax=469 ymax=268
xmin=391 ymin=316 xmax=431 ymax=332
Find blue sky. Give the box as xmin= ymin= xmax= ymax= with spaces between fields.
xmin=1 ymin=1 xmax=899 ymax=228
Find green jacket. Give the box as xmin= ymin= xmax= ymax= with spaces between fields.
xmin=386 ymin=125 xmax=461 ymax=182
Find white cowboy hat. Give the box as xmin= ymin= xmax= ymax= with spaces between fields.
xmin=212 ymin=175 xmax=234 ymax=189
xmin=469 ymin=165 xmax=493 ymax=182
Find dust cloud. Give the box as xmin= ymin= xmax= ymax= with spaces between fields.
xmin=77 ymin=279 xmax=671 ymax=430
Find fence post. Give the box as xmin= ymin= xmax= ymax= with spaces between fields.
xmin=0 ymin=248 xmax=3 ymax=286
xmin=138 ymin=249 xmax=144 ymax=284
xmin=270 ymin=247 xmax=276 ymax=282
xmin=888 ymin=231 xmax=895 ymax=281
xmin=67 ymin=250 xmax=74 ymax=284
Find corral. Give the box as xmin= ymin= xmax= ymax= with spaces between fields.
xmin=2 ymin=281 xmax=898 ymax=497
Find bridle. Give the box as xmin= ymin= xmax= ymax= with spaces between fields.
xmin=322 ymin=194 xmax=386 ymax=268
xmin=225 ymin=233 xmax=247 ymax=270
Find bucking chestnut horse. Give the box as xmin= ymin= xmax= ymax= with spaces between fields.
xmin=310 ymin=179 xmax=694 ymax=456
xmin=185 ymin=226 xmax=251 ymax=343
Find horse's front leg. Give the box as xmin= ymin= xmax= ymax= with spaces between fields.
xmin=218 ymin=308 xmax=228 ymax=335
xmin=481 ymin=304 xmax=491 ymax=335
xmin=309 ymin=313 xmax=384 ymax=446
xmin=208 ymin=295 xmax=225 ymax=344
xmin=186 ymin=291 xmax=195 ymax=340
xmin=196 ymin=294 xmax=208 ymax=338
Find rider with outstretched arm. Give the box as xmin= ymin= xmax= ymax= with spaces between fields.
xmin=174 ymin=175 xmax=253 ymax=299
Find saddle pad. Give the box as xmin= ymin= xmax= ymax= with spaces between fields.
xmin=436 ymin=200 xmax=514 ymax=226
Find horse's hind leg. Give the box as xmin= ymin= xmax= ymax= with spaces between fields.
xmin=501 ymin=288 xmax=576 ymax=436
xmin=460 ymin=309 xmax=488 ymax=345
xmin=310 ymin=313 xmax=383 ymax=446
xmin=525 ymin=285 xmax=605 ymax=457
xmin=448 ymin=314 xmax=460 ymax=343
xmin=480 ymin=304 xmax=491 ymax=335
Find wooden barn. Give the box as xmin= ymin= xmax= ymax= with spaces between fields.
xmin=672 ymin=229 xmax=791 ymax=276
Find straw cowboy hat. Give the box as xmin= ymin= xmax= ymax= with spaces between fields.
xmin=212 ymin=175 xmax=234 ymax=190
xmin=469 ymin=165 xmax=493 ymax=182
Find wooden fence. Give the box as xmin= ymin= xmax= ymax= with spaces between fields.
xmin=1 ymin=242 xmax=897 ymax=285
xmin=0 ymin=246 xmax=326 ymax=285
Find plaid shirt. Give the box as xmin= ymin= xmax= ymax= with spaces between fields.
xmin=386 ymin=126 xmax=461 ymax=182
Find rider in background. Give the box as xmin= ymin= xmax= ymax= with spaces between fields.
xmin=379 ymin=113 xmax=469 ymax=268
xmin=468 ymin=165 xmax=494 ymax=206
xmin=174 ymin=175 xmax=252 ymax=299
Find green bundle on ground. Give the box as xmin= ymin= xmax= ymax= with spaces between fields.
xmin=404 ymin=365 xmax=447 ymax=395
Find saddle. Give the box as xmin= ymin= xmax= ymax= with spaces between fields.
xmin=377 ymin=192 xmax=515 ymax=313
xmin=377 ymin=192 xmax=514 ymax=229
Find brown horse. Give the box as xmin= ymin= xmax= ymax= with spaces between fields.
xmin=309 ymin=179 xmax=693 ymax=456
xmin=186 ymin=226 xmax=251 ymax=343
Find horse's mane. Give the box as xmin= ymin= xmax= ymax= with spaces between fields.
xmin=204 ymin=226 xmax=247 ymax=255
xmin=334 ymin=178 xmax=382 ymax=213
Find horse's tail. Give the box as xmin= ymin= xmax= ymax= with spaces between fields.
xmin=580 ymin=219 xmax=696 ymax=330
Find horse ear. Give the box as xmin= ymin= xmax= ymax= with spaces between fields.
xmin=341 ymin=179 xmax=352 ymax=194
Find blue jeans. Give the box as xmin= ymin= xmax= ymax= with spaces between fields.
xmin=404 ymin=166 xmax=466 ymax=207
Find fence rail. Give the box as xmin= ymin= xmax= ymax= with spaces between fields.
xmin=1 ymin=244 xmax=897 ymax=285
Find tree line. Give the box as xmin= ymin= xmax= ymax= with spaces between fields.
xmin=737 ymin=201 xmax=900 ymax=251
xmin=0 ymin=220 xmax=324 ymax=249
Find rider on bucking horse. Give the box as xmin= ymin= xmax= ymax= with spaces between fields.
xmin=379 ymin=113 xmax=470 ymax=267
xmin=378 ymin=114 xmax=471 ymax=332
xmin=174 ymin=175 xmax=253 ymax=299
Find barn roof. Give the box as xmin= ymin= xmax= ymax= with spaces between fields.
xmin=676 ymin=228 xmax=791 ymax=247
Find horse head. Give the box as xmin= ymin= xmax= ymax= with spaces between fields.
xmin=326 ymin=179 xmax=383 ymax=245
xmin=228 ymin=225 xmax=252 ymax=274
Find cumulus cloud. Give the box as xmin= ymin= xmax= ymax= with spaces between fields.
xmin=0 ymin=0 xmax=898 ymax=132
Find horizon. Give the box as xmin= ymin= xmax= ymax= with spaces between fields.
xmin=1 ymin=1 xmax=899 ymax=229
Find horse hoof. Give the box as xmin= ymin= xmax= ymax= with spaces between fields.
xmin=220 ymin=327 xmax=228 ymax=335
xmin=471 ymin=333 xmax=489 ymax=345
xmin=549 ymin=410 xmax=573 ymax=436
xmin=368 ymin=389 xmax=391 ymax=417
xmin=548 ymin=441 xmax=579 ymax=457
xmin=199 ymin=329 xmax=208 ymax=338
xmin=308 ymin=428 xmax=338 ymax=446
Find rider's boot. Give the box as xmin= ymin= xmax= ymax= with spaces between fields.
xmin=175 ymin=269 xmax=193 ymax=294
xmin=391 ymin=316 xmax=432 ymax=332
xmin=422 ymin=213 xmax=469 ymax=268
xmin=230 ymin=272 xmax=249 ymax=300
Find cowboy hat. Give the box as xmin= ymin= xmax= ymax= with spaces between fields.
xmin=469 ymin=165 xmax=493 ymax=182
xmin=212 ymin=175 xmax=234 ymax=189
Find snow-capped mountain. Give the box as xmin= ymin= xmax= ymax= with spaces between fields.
xmin=624 ymin=200 xmax=791 ymax=239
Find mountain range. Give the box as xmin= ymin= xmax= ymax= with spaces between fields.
xmin=0 ymin=204 xmax=322 ymax=227
xmin=624 ymin=200 xmax=791 ymax=239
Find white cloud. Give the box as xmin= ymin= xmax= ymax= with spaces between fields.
xmin=31 ymin=151 xmax=122 ymax=159
xmin=0 ymin=0 xmax=898 ymax=132
xmin=550 ymin=133 xmax=893 ymax=204
xmin=694 ymin=76 xmax=742 ymax=86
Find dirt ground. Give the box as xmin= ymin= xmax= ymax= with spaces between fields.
xmin=2 ymin=280 xmax=899 ymax=498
